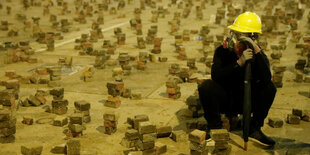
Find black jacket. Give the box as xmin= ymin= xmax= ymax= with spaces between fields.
xmin=211 ymin=45 xmax=272 ymax=91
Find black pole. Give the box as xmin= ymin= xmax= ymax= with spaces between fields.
xmin=243 ymin=61 xmax=252 ymax=151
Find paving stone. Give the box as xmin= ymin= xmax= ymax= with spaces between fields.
xmin=133 ymin=115 xmax=149 ymax=129
xmin=170 ymin=130 xmax=187 ymax=142
xmin=268 ymin=117 xmax=284 ymax=128
xmin=69 ymin=113 xmax=83 ymax=125
xmin=74 ymin=100 xmax=90 ymax=111
xmin=210 ymin=129 xmax=229 ymax=141
xmin=21 ymin=144 xmax=43 ymax=155
xmin=67 ymin=139 xmax=80 ymax=155
xmin=125 ymin=129 xmax=139 ymax=140
xmin=286 ymin=114 xmax=300 ymax=124
xmin=189 ymin=129 xmax=206 ymax=144
xmin=53 ymin=116 xmax=68 ymax=127
xmin=50 ymin=144 xmax=66 ymax=154
xmin=155 ymin=142 xmax=167 ymax=155
xmin=156 ymin=125 xmax=172 ymax=138
xmin=138 ymin=121 xmax=156 ymax=134
xmin=22 ymin=116 xmax=33 ymax=125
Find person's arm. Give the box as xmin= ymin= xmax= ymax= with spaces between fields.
xmin=211 ymin=47 xmax=241 ymax=82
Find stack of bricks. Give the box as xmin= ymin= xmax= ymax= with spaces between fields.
xmin=295 ymin=58 xmax=307 ymax=83
xmin=151 ymin=37 xmax=162 ymax=54
xmin=183 ymin=30 xmax=190 ymax=41
xmin=74 ymin=100 xmax=91 ymax=123
xmin=270 ymin=44 xmax=283 ymax=64
xmin=202 ymin=35 xmax=214 ymax=52
xmin=120 ymin=129 xmax=139 ymax=149
xmin=94 ymin=50 xmax=109 ymax=69
xmin=189 ymin=129 xmax=207 ymax=155
xmin=67 ymin=113 xmax=85 ymax=137
xmin=102 ymin=40 xmax=116 ymax=54
xmin=136 ymin=23 xmax=143 ymax=35
xmin=166 ymin=79 xmax=181 ymax=99
xmin=178 ymin=66 xmax=190 ymax=82
xmin=117 ymin=33 xmax=126 ymax=45
xmin=66 ymin=139 xmax=81 ymax=155
xmin=137 ymin=52 xmax=148 ymax=70
xmin=0 ymin=108 xmax=16 ymax=143
xmin=118 ymin=52 xmax=130 ymax=67
xmin=272 ymin=64 xmax=286 ymax=88
xmin=136 ymin=121 xmax=157 ymax=154
xmin=112 ymin=67 xmax=123 ymax=81
xmin=103 ymin=110 xmax=119 ymax=135
xmin=177 ymin=45 xmax=187 ymax=60
xmin=196 ymin=6 xmax=203 ymax=20
xmin=47 ymin=66 xmax=62 ymax=87
xmin=46 ymin=36 xmax=55 ymax=51
xmin=4 ymin=79 xmax=20 ymax=101
xmin=168 ymin=63 xmax=180 ymax=76
xmin=151 ymin=10 xmax=159 ymax=23
xmin=146 ymin=26 xmax=157 ymax=44
xmin=50 ymin=87 xmax=68 ymax=115
xmin=105 ymin=81 xmax=124 ymax=108
xmin=74 ymin=34 xmax=88 ymax=50
xmin=187 ymin=58 xmax=198 ymax=72
xmin=175 ymin=34 xmax=183 ymax=47
xmin=210 ymin=129 xmax=231 ymax=154
xmin=137 ymin=37 xmax=146 ymax=49
xmin=186 ymin=95 xmax=204 ymax=118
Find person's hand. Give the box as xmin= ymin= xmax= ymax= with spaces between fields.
xmin=239 ymin=36 xmax=261 ymax=54
xmin=237 ymin=49 xmax=253 ymax=67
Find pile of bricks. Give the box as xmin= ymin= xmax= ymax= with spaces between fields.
xmin=2 ymin=42 xmax=37 ymax=64
xmin=270 ymin=44 xmax=284 ymax=64
xmin=166 ymin=79 xmax=181 ymax=99
xmin=175 ymin=34 xmax=183 ymax=47
xmin=189 ymin=129 xmax=207 ymax=155
xmin=272 ymin=64 xmax=286 ymax=88
xmin=102 ymin=40 xmax=116 ymax=54
xmin=287 ymin=109 xmax=310 ymax=124
xmin=94 ymin=50 xmax=109 ymax=69
xmin=105 ymin=81 xmax=124 ymax=108
xmin=67 ymin=113 xmax=85 ymax=137
xmin=136 ymin=23 xmax=143 ymax=35
xmin=135 ymin=121 xmax=157 ymax=154
xmin=196 ymin=6 xmax=203 ymax=20
xmin=137 ymin=52 xmax=148 ymax=70
xmin=47 ymin=66 xmax=62 ymax=87
xmin=210 ymin=129 xmax=231 ymax=154
xmin=187 ymin=58 xmax=197 ymax=71
xmin=169 ymin=63 xmax=180 ymax=76
xmin=177 ymin=45 xmax=187 ymax=60
xmin=146 ymin=26 xmax=157 ymax=44
xmin=50 ymin=87 xmax=68 ymax=115
xmin=74 ymin=100 xmax=91 ymax=123
xmin=22 ymin=90 xmax=47 ymax=107
xmin=118 ymin=52 xmax=130 ymax=67
xmin=117 ymin=33 xmax=126 ymax=45
xmin=183 ymin=30 xmax=190 ymax=41
xmin=0 ymin=108 xmax=16 ymax=143
xmin=151 ymin=10 xmax=159 ymax=23
xmin=151 ymin=37 xmax=162 ymax=54
xmin=103 ymin=110 xmax=119 ymax=135
xmin=178 ymin=66 xmax=190 ymax=82
xmin=137 ymin=37 xmax=146 ymax=49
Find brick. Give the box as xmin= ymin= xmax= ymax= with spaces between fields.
xmin=210 ymin=129 xmax=229 ymax=141
xmin=272 ymin=64 xmax=286 ymax=73
xmin=136 ymin=140 xmax=155 ymax=150
xmin=190 ymin=141 xmax=206 ymax=152
xmin=50 ymin=144 xmax=66 ymax=154
xmin=21 ymin=145 xmax=43 ymax=155
xmin=103 ymin=111 xmax=119 ymax=121
xmin=166 ymin=86 xmax=180 ymax=94
xmin=104 ymin=120 xmax=117 ymax=128
xmin=302 ymin=112 xmax=310 ymax=122
xmin=155 ymin=142 xmax=167 ymax=155
xmin=186 ymin=120 xmax=198 ymax=130
xmin=5 ymin=70 xmax=15 ymax=78
xmin=186 ymin=96 xmax=198 ymax=106
xmin=142 ymin=148 xmax=155 ymax=155
xmin=268 ymin=117 xmax=283 ymax=128
xmin=52 ymin=107 xmax=68 ymax=115
xmin=292 ymin=109 xmax=303 ymax=117
xmin=170 ymin=130 xmax=187 ymax=142
xmin=190 ymin=149 xmax=208 ymax=155
xmin=133 ymin=115 xmax=149 ymax=129
xmin=22 ymin=116 xmax=33 ymax=125
xmin=138 ymin=121 xmax=156 ymax=134
xmin=74 ymin=109 xmax=90 ymax=116
xmin=35 ymin=93 xmax=46 ymax=105
xmin=120 ymin=137 xmax=138 ymax=148
xmin=49 ymin=87 xmax=64 ymax=97
xmin=74 ymin=100 xmax=90 ymax=111
xmin=83 ymin=116 xmax=91 ymax=123
xmin=52 ymin=99 xmax=68 ymax=108
xmin=68 ymin=124 xmax=84 ymax=133
xmin=131 ymin=92 xmax=142 ymax=100
xmin=66 ymin=139 xmax=80 ymax=155
xmin=104 ymin=96 xmax=121 ymax=108
xmin=139 ymin=133 xmax=156 ymax=142
xmin=27 ymin=95 xmax=41 ymax=106
xmin=286 ymin=114 xmax=300 ymax=124
xmin=103 ymin=126 xmax=117 ymax=135
xmin=5 ymin=79 xmax=19 ymax=90
xmin=53 ymin=116 xmax=68 ymax=127
xmin=125 ymin=129 xmax=139 ymax=140
xmin=214 ymin=140 xmax=229 ymax=150
xmin=128 ymin=151 xmax=143 ymax=155
xmin=166 ymin=80 xmax=178 ymax=88
xmin=189 ymin=129 xmax=206 ymax=144
xmin=156 ymin=125 xmax=172 ymax=138
xmin=69 ymin=113 xmax=83 ymax=125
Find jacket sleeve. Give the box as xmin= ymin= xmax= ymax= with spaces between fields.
xmin=253 ymin=51 xmax=272 ymax=85
xmin=211 ymin=47 xmax=241 ymax=82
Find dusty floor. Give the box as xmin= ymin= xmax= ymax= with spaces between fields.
xmin=0 ymin=0 xmax=310 ymax=154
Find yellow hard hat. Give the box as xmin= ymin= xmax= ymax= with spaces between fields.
xmin=228 ymin=12 xmax=262 ymax=34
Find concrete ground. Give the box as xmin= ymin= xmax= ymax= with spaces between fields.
xmin=0 ymin=0 xmax=309 ymax=154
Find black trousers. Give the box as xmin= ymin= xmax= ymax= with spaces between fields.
xmin=198 ymin=79 xmax=276 ymax=129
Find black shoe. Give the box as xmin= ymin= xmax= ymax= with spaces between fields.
xmin=249 ymin=128 xmax=275 ymax=146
